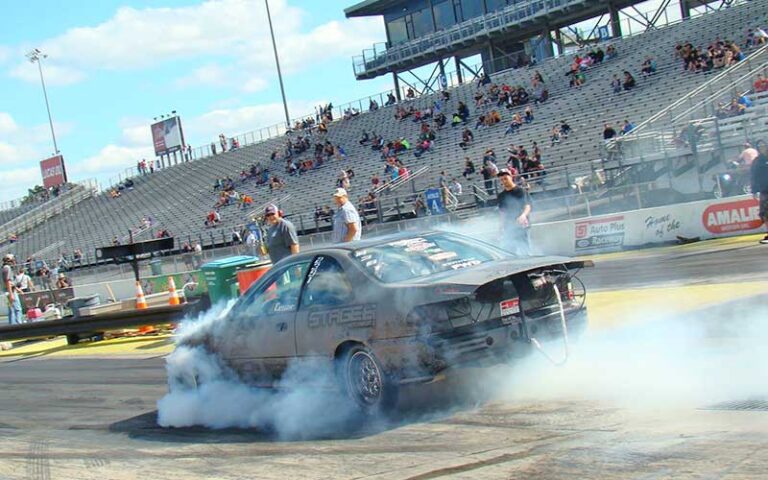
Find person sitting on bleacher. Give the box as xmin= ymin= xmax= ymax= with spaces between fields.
xmin=605 ymin=44 xmax=617 ymax=60
xmin=371 ymin=134 xmax=383 ymax=150
xmin=462 ymin=158 xmax=476 ymax=180
xmin=369 ymin=99 xmax=379 ymax=111
xmin=459 ymin=128 xmax=474 ymax=150
xmin=504 ymin=113 xmax=523 ymax=136
xmin=359 ymin=130 xmax=370 ymax=145
xmin=451 ymin=113 xmax=462 ymax=127
xmin=457 ymin=102 xmax=470 ymax=122
xmin=386 ymin=92 xmax=397 ymax=106
xmin=641 ymin=57 xmax=657 ymax=77
xmin=622 ymin=71 xmax=636 ymax=91
xmin=434 ymin=112 xmax=446 ymax=129
xmin=754 ymin=74 xmax=768 ymax=93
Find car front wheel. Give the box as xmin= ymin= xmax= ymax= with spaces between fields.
xmin=342 ymin=346 xmax=398 ymax=413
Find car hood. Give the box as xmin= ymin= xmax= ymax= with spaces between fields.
xmin=400 ymin=256 xmax=590 ymax=287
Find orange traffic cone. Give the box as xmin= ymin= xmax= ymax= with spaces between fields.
xmin=168 ymin=277 xmax=181 ymax=306
xmin=135 ymin=281 xmax=148 ymax=309
xmin=135 ymin=281 xmax=154 ymax=334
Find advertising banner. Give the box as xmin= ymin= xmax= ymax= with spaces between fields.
xmin=151 ymin=116 xmax=185 ymax=156
xmin=574 ymin=215 xmax=625 ymax=252
xmin=39 ymin=155 xmax=67 ymax=189
xmin=532 ymin=195 xmax=763 ymax=257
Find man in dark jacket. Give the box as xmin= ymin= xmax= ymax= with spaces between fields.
xmin=750 ymin=140 xmax=768 ymax=244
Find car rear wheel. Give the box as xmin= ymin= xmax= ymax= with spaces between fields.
xmin=341 ymin=346 xmax=398 ymax=414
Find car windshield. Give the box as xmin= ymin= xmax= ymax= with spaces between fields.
xmin=352 ymin=233 xmax=500 ymax=283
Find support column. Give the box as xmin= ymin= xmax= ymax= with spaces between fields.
xmin=680 ymin=0 xmax=691 ymax=19
xmin=454 ymin=56 xmax=463 ymax=84
xmin=541 ymin=28 xmax=555 ymax=59
xmin=553 ymin=28 xmax=564 ymax=56
xmin=393 ymin=72 xmax=401 ymax=101
xmin=609 ymin=4 xmax=623 ymax=38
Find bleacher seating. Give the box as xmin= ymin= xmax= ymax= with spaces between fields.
xmin=6 ymin=0 xmax=768 ymax=264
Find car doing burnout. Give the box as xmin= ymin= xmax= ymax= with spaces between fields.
xmin=176 ymin=231 xmax=590 ymax=411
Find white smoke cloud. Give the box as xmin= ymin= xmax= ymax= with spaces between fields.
xmin=158 ymin=299 xmax=371 ymax=439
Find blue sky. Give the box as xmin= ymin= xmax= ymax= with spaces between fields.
xmin=0 ymin=0 xmax=392 ymax=203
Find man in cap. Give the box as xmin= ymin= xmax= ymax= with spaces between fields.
xmin=332 ymin=188 xmax=362 ymax=243
xmin=264 ymin=204 xmax=300 ymax=264
xmin=2 ymin=254 xmax=23 ymax=325
xmin=497 ymin=169 xmax=532 ymax=255
xmin=750 ymin=140 xmax=768 ymax=244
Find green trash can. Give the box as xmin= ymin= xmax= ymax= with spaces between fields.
xmin=149 ymin=258 xmax=163 ymax=276
xmin=200 ymin=255 xmax=261 ymax=305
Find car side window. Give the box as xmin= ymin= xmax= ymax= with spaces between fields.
xmin=236 ymin=261 xmax=310 ymax=317
xmin=300 ymin=256 xmax=353 ymax=308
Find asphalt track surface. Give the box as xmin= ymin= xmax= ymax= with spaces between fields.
xmin=0 ymin=237 xmax=766 ymax=480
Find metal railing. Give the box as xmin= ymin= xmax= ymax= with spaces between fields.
xmin=0 ymin=180 xmax=98 ymax=241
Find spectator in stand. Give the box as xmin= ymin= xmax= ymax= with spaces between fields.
xmin=332 ymin=188 xmax=362 ymax=243
xmin=369 ymin=99 xmax=379 ymax=111
xmin=754 ymin=27 xmax=768 ymax=46
xmin=603 ymin=123 xmax=617 ymax=140
xmin=451 ymin=113 xmax=462 ymax=127
xmin=406 ymin=87 xmax=416 ymax=99
xmin=434 ymin=112 xmax=447 ymax=128
xmin=386 ymin=92 xmax=397 ymax=106
xmin=621 ymin=119 xmax=635 ymax=135
xmin=560 ymin=120 xmax=572 ymax=138
xmin=750 ymin=140 xmax=768 ymax=244
xmin=524 ymin=106 xmax=534 ymax=124
xmin=754 ymin=74 xmax=768 ymax=93
xmin=497 ymin=169 xmax=532 ymax=256
xmin=205 ymin=210 xmax=221 ymax=227
xmin=264 ymin=204 xmax=300 ymax=263
xmin=738 ymin=141 xmax=759 ymax=167
xmin=270 ymin=176 xmax=285 ymax=191
xmin=622 ymin=71 xmax=636 ymax=91
xmin=462 ymin=158 xmax=476 ymax=179
xmin=611 ymin=74 xmax=622 ymax=94
xmin=459 ymin=128 xmax=474 ymax=150
xmin=504 ymin=113 xmax=523 ymax=136
xmin=359 ymin=130 xmax=370 ymax=145
xmin=605 ymin=44 xmax=617 ymax=60
xmin=641 ymin=57 xmax=657 ymax=77
xmin=531 ymin=71 xmax=544 ymax=89
xmin=14 ymin=267 xmax=34 ymax=293
xmin=457 ymin=102 xmax=470 ymax=122
xmin=56 ymin=272 xmax=71 ymax=289
xmin=219 ymin=133 xmax=227 ymax=152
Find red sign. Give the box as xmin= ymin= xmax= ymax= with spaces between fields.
xmin=702 ymin=198 xmax=762 ymax=234
xmin=40 ymin=155 xmax=67 ymax=189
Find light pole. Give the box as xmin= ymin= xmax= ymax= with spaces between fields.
xmin=264 ymin=0 xmax=291 ymax=131
xmin=26 ymin=48 xmax=59 ymax=155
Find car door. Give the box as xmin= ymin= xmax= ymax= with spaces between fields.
xmin=221 ymin=259 xmax=311 ymax=384
xmin=295 ymin=255 xmax=371 ymax=359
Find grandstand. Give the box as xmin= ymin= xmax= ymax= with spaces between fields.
xmin=2 ymin=0 xmax=767 ymax=267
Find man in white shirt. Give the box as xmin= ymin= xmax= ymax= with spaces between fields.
xmin=331 ymin=188 xmax=362 ymax=243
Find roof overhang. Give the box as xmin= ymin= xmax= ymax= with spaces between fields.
xmin=345 ymin=0 xmax=406 ymax=18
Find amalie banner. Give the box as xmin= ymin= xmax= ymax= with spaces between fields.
xmin=40 ymin=155 xmax=68 ymax=189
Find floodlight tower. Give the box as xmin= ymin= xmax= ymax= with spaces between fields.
xmin=26 ymin=48 xmax=59 ymax=155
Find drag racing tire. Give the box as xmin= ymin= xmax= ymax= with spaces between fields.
xmin=340 ymin=345 xmax=399 ymax=415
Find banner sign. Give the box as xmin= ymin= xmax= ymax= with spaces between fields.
xmin=40 ymin=155 xmax=67 ymax=189
xmin=151 ymin=116 xmax=185 ymax=156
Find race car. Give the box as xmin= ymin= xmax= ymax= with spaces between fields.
xmin=175 ymin=231 xmax=590 ymax=412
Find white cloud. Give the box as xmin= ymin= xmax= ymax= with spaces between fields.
xmin=0 ymin=46 xmax=10 ymax=64
xmin=9 ymin=61 xmax=85 ymax=86
xmin=7 ymin=0 xmax=383 ymax=86
xmin=0 ymin=167 xmax=40 ymax=202
xmin=185 ymin=100 xmax=321 ymax=142
xmin=69 ymin=144 xmax=154 ymax=178
xmin=176 ymin=64 xmax=268 ymax=93
xmin=120 ymin=124 xmax=151 ymax=147
xmin=0 ymin=113 xmax=18 ymax=136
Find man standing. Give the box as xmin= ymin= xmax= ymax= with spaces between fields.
xmin=264 ymin=204 xmax=300 ymax=264
xmin=497 ymin=169 xmax=532 ymax=255
xmin=750 ymin=140 xmax=768 ymax=244
xmin=2 ymin=255 xmax=22 ymax=325
xmin=332 ymin=188 xmax=362 ymax=243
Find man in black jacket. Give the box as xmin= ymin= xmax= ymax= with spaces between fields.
xmin=750 ymin=140 xmax=768 ymax=244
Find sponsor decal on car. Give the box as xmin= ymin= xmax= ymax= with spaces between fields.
xmin=500 ymin=298 xmax=520 ymax=317
xmin=307 ymin=304 xmax=376 ymax=329
xmin=574 ymin=215 xmax=625 ymax=251
xmin=702 ymin=198 xmax=761 ymax=234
